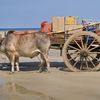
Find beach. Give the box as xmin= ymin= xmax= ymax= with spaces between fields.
xmin=0 ymin=49 xmax=100 ymax=100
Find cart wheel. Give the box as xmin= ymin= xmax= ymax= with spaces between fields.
xmin=62 ymin=31 xmax=100 ymax=72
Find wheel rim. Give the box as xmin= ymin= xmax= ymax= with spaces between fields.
xmin=63 ymin=32 xmax=100 ymax=71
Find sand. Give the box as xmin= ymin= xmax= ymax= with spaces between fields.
xmin=0 ymin=49 xmax=100 ymax=100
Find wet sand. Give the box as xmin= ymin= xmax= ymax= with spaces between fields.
xmin=0 ymin=49 xmax=100 ymax=100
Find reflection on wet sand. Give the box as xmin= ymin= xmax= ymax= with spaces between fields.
xmin=0 ymin=79 xmax=6 ymax=86
xmin=0 ymin=82 xmax=55 ymax=100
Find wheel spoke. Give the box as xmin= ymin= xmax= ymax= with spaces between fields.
xmin=69 ymin=54 xmax=79 ymax=61
xmin=69 ymin=57 xmax=74 ymax=61
xmin=68 ymin=51 xmax=79 ymax=55
xmin=86 ymin=36 xmax=89 ymax=44
xmin=87 ymin=39 xmax=96 ymax=50
xmin=80 ymin=37 xmax=84 ymax=49
xmin=68 ymin=52 xmax=76 ymax=56
xmin=84 ymin=36 xmax=89 ymax=49
xmin=80 ymin=57 xmax=84 ymax=70
xmin=89 ymin=52 xmax=100 ymax=54
xmin=89 ymin=55 xmax=99 ymax=62
xmin=87 ymin=57 xmax=96 ymax=68
xmin=84 ymin=43 xmax=88 ymax=49
xmin=74 ymin=39 xmax=82 ymax=50
xmin=85 ymin=57 xmax=89 ymax=69
xmin=89 ymin=46 xmax=99 ymax=51
xmin=73 ymin=56 xmax=80 ymax=67
xmin=68 ymin=44 xmax=80 ymax=51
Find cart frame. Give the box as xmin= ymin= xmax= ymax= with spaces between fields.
xmin=50 ymin=22 xmax=100 ymax=71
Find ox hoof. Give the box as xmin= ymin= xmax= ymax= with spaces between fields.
xmin=16 ymin=70 xmax=20 ymax=72
xmin=37 ymin=69 xmax=43 ymax=73
xmin=9 ymin=71 xmax=14 ymax=74
xmin=45 ymin=69 xmax=51 ymax=73
xmin=37 ymin=67 xmax=51 ymax=73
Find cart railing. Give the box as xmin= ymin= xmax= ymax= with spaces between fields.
xmin=51 ymin=22 xmax=100 ymax=34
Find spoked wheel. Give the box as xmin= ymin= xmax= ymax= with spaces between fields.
xmin=62 ymin=31 xmax=100 ymax=72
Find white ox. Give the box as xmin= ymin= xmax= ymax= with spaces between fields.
xmin=0 ymin=31 xmax=50 ymax=73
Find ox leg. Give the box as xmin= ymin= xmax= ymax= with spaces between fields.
xmin=38 ymin=55 xmax=45 ymax=72
xmin=11 ymin=58 xmax=15 ymax=73
xmin=39 ymin=53 xmax=50 ymax=72
xmin=44 ymin=54 xmax=50 ymax=72
xmin=8 ymin=55 xmax=15 ymax=73
xmin=15 ymin=56 xmax=20 ymax=72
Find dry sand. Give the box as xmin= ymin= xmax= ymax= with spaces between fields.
xmin=0 ymin=49 xmax=100 ymax=100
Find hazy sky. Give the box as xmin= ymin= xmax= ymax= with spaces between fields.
xmin=0 ymin=0 xmax=99 ymax=28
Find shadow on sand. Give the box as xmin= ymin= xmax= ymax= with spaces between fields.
xmin=0 ymin=61 xmax=68 ymax=72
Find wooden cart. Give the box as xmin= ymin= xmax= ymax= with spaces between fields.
xmin=50 ymin=18 xmax=100 ymax=72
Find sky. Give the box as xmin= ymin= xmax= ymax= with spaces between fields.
xmin=0 ymin=0 xmax=99 ymax=28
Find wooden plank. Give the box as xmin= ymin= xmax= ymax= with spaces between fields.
xmin=52 ymin=16 xmax=65 ymax=32
xmin=65 ymin=16 xmax=78 ymax=25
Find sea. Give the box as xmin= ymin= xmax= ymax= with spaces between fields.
xmin=0 ymin=28 xmax=40 ymax=31
xmin=0 ymin=28 xmax=40 ymax=38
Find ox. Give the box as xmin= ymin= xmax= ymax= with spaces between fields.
xmin=0 ymin=31 xmax=50 ymax=73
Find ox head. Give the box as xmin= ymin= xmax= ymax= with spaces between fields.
xmin=0 ymin=30 xmax=15 ymax=52
xmin=5 ymin=30 xmax=15 ymax=37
